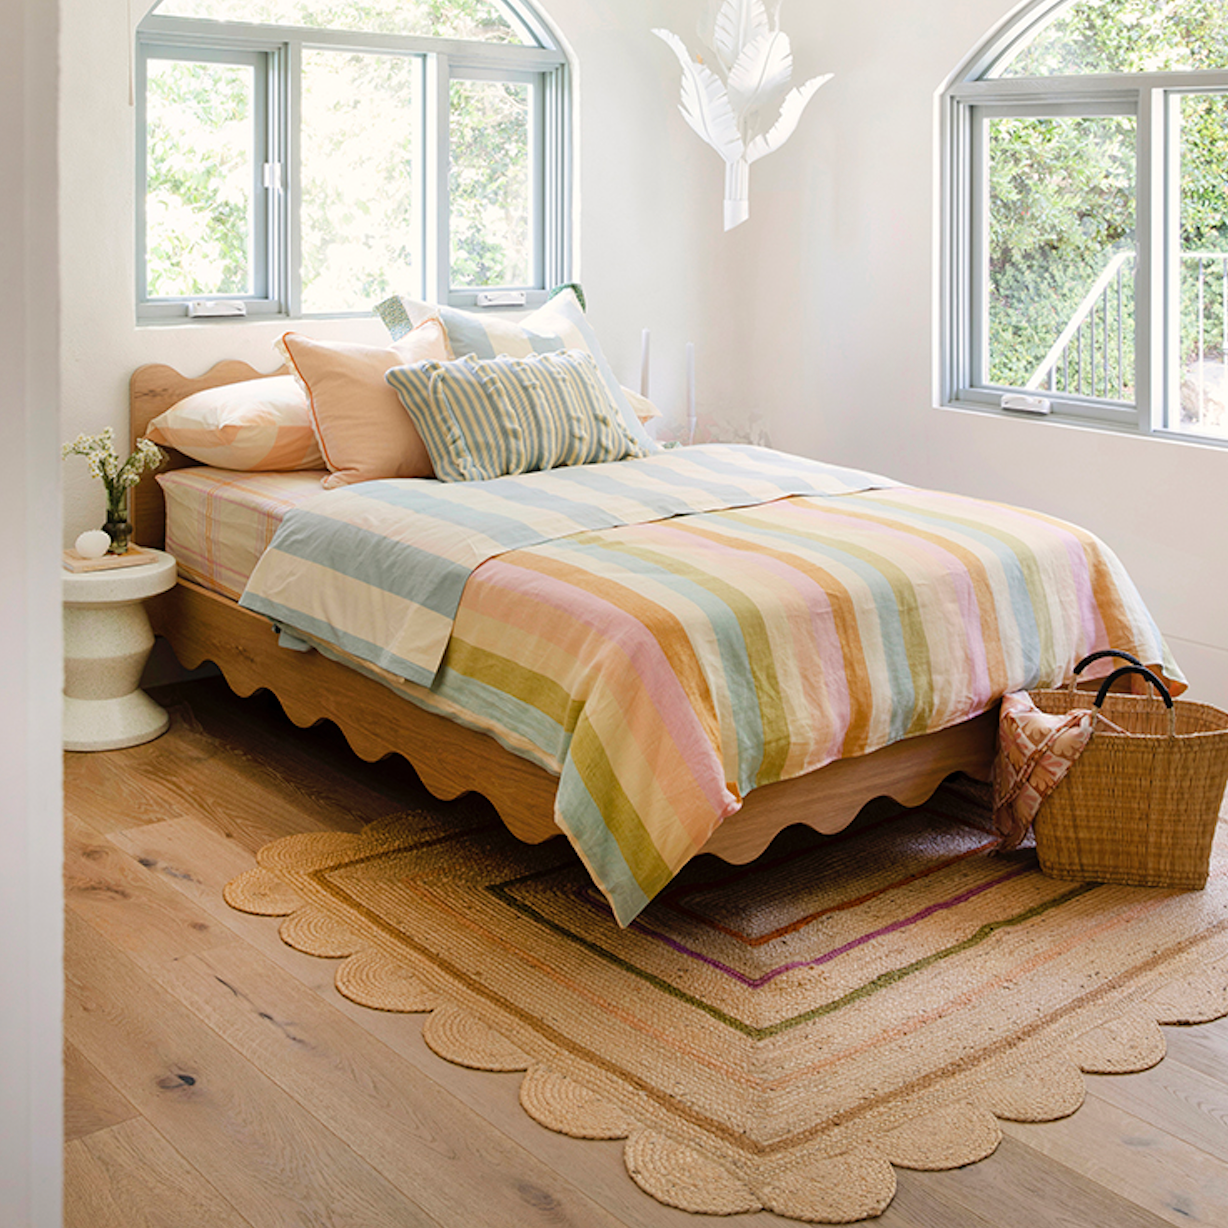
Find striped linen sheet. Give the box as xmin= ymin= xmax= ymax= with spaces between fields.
xmin=236 ymin=446 xmax=1181 ymax=925
xmin=239 ymin=445 xmax=897 ymax=687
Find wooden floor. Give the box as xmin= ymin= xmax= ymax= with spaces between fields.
xmin=63 ymin=677 xmax=1228 ymax=1228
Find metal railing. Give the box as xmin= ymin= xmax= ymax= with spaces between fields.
xmin=1025 ymin=250 xmax=1228 ymax=432
xmin=1026 ymin=250 xmax=1135 ymax=400
xmin=1181 ymin=251 xmax=1228 ymax=433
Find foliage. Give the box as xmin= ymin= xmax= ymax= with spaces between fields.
xmin=299 ymin=49 xmax=421 ymax=314
xmin=986 ymin=0 xmax=1228 ymax=400
xmin=143 ymin=0 xmax=533 ymax=311
xmin=1002 ymin=0 xmax=1228 ymax=75
xmin=987 ymin=114 xmax=1136 ymax=389
xmin=145 ymin=58 xmax=254 ymax=298
xmin=151 ymin=0 xmax=522 ymax=42
xmin=449 ymin=79 xmax=531 ymax=288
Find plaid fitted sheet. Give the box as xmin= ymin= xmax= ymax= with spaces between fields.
xmin=157 ymin=467 xmax=328 ymax=599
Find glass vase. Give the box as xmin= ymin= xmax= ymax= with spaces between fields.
xmin=103 ymin=492 xmax=132 ymax=555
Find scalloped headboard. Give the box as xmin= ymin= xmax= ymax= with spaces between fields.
xmin=129 ymin=360 xmax=284 ymax=548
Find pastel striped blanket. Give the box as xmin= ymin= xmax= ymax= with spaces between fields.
xmin=238 ymin=447 xmax=1181 ymax=924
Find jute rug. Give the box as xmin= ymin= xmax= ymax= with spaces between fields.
xmin=225 ymin=780 xmax=1228 ymax=1223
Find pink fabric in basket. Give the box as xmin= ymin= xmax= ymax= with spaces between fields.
xmin=992 ymin=691 xmax=1098 ymax=850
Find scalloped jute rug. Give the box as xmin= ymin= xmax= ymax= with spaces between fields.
xmin=225 ymin=782 xmax=1228 ymax=1223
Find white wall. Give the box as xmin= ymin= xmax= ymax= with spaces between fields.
xmin=2 ymin=0 xmax=64 ymax=1223
xmin=704 ymin=0 xmax=1228 ymax=705
xmin=59 ymin=0 xmax=1228 ymax=704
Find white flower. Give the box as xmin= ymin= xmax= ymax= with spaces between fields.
xmin=63 ymin=428 xmax=166 ymax=501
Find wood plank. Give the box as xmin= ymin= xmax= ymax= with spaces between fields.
xmin=874 ymin=1176 xmax=999 ymax=1228
xmin=888 ymin=1133 xmax=1170 ymax=1228
xmin=65 ymin=1117 xmax=253 ymax=1228
xmin=148 ymin=677 xmax=447 ymax=828
xmin=72 ymin=676 xmax=1228 ymax=1228
xmin=1158 ymin=1018 xmax=1228 ymax=1088
xmin=65 ymin=911 xmax=443 ymax=1228
xmin=1002 ymin=1088 xmax=1228 ymax=1226
xmin=69 ymin=701 xmax=369 ymax=852
xmin=1088 ymin=1056 xmax=1228 ymax=1164
xmin=63 ymin=1041 xmax=139 ymax=1142
xmin=162 ymin=939 xmax=630 ymax=1228
xmin=110 ymin=819 xmax=801 ymax=1228
xmin=63 ymin=723 xmax=204 ymax=835
xmin=64 ymin=809 xmax=232 ymax=967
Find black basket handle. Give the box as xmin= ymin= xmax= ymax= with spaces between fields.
xmin=1068 ymin=649 xmax=1146 ymax=691
xmin=1093 ymin=665 xmax=1177 ymax=737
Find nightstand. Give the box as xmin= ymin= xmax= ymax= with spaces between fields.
xmin=62 ymin=548 xmax=178 ymax=751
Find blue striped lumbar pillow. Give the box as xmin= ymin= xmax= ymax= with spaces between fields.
xmin=386 ymin=350 xmax=649 ymax=482
xmin=373 ymin=286 xmax=658 ymax=455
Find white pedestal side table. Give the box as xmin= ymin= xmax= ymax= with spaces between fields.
xmin=62 ymin=549 xmax=178 ymax=751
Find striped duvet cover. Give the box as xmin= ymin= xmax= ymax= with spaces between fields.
xmin=238 ymin=445 xmax=1181 ymax=924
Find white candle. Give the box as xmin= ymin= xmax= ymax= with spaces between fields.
xmin=640 ymin=329 xmax=651 ymax=397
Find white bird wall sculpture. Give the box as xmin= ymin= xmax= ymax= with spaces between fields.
xmin=653 ymin=0 xmax=832 ymax=230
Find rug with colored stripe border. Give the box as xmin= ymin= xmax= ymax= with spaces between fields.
xmin=224 ymin=780 xmax=1228 ymax=1223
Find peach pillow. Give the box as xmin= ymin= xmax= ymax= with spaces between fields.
xmin=145 ymin=375 xmax=324 ymax=471
xmin=276 ymin=319 xmax=452 ymax=488
xmin=621 ymin=385 xmax=662 ymax=423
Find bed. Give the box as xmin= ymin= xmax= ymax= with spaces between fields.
xmin=129 ymin=307 xmax=1180 ymax=925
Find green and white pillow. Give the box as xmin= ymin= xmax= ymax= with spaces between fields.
xmin=386 ymin=350 xmax=650 ymax=483
xmin=373 ymin=286 xmax=658 ymax=455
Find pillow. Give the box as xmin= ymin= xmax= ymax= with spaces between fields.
xmin=145 ymin=375 xmax=324 ymax=471
xmin=385 ymin=350 xmax=649 ymax=482
xmin=373 ymin=287 xmax=659 ymax=455
xmin=276 ymin=319 xmax=452 ymax=488
xmin=621 ymin=385 xmax=662 ymax=424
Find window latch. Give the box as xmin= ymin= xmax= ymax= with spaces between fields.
xmin=262 ymin=162 xmax=283 ymax=192
xmin=1001 ymin=393 xmax=1052 ymax=415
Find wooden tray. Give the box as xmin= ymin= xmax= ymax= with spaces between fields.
xmin=62 ymin=544 xmax=160 ymax=573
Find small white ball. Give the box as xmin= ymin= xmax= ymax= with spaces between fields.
xmin=75 ymin=529 xmax=112 ymax=559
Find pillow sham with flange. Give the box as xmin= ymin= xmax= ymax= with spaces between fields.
xmin=373 ymin=287 xmax=658 ymax=454
xmin=145 ymin=375 xmax=324 ymax=472
xmin=385 ymin=349 xmax=649 ymax=482
xmin=275 ymin=319 xmax=451 ymax=488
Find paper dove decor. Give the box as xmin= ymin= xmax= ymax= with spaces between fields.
xmin=653 ymin=0 xmax=832 ymax=230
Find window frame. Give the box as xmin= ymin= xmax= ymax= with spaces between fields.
xmin=136 ymin=4 xmax=571 ymax=323
xmin=941 ymin=0 xmax=1228 ymax=445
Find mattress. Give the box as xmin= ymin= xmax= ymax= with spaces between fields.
xmin=157 ymin=467 xmax=329 ymax=599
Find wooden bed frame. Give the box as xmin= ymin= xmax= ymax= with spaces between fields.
xmin=132 ymin=360 xmax=997 ymax=864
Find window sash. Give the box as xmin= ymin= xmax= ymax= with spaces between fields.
xmin=136 ymin=11 xmax=569 ymax=321
xmin=944 ymin=69 xmax=1228 ymax=444
xmin=137 ymin=42 xmax=284 ymax=317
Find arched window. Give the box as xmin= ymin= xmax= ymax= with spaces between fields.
xmin=137 ymin=0 xmax=570 ymax=320
xmin=942 ymin=0 xmax=1228 ymax=441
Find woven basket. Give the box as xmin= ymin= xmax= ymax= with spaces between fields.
xmin=1030 ymin=653 xmax=1228 ymax=889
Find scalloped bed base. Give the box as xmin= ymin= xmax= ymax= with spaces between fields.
xmin=146 ymin=578 xmax=999 ymax=863
xmin=224 ymin=787 xmax=1228 ymax=1223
